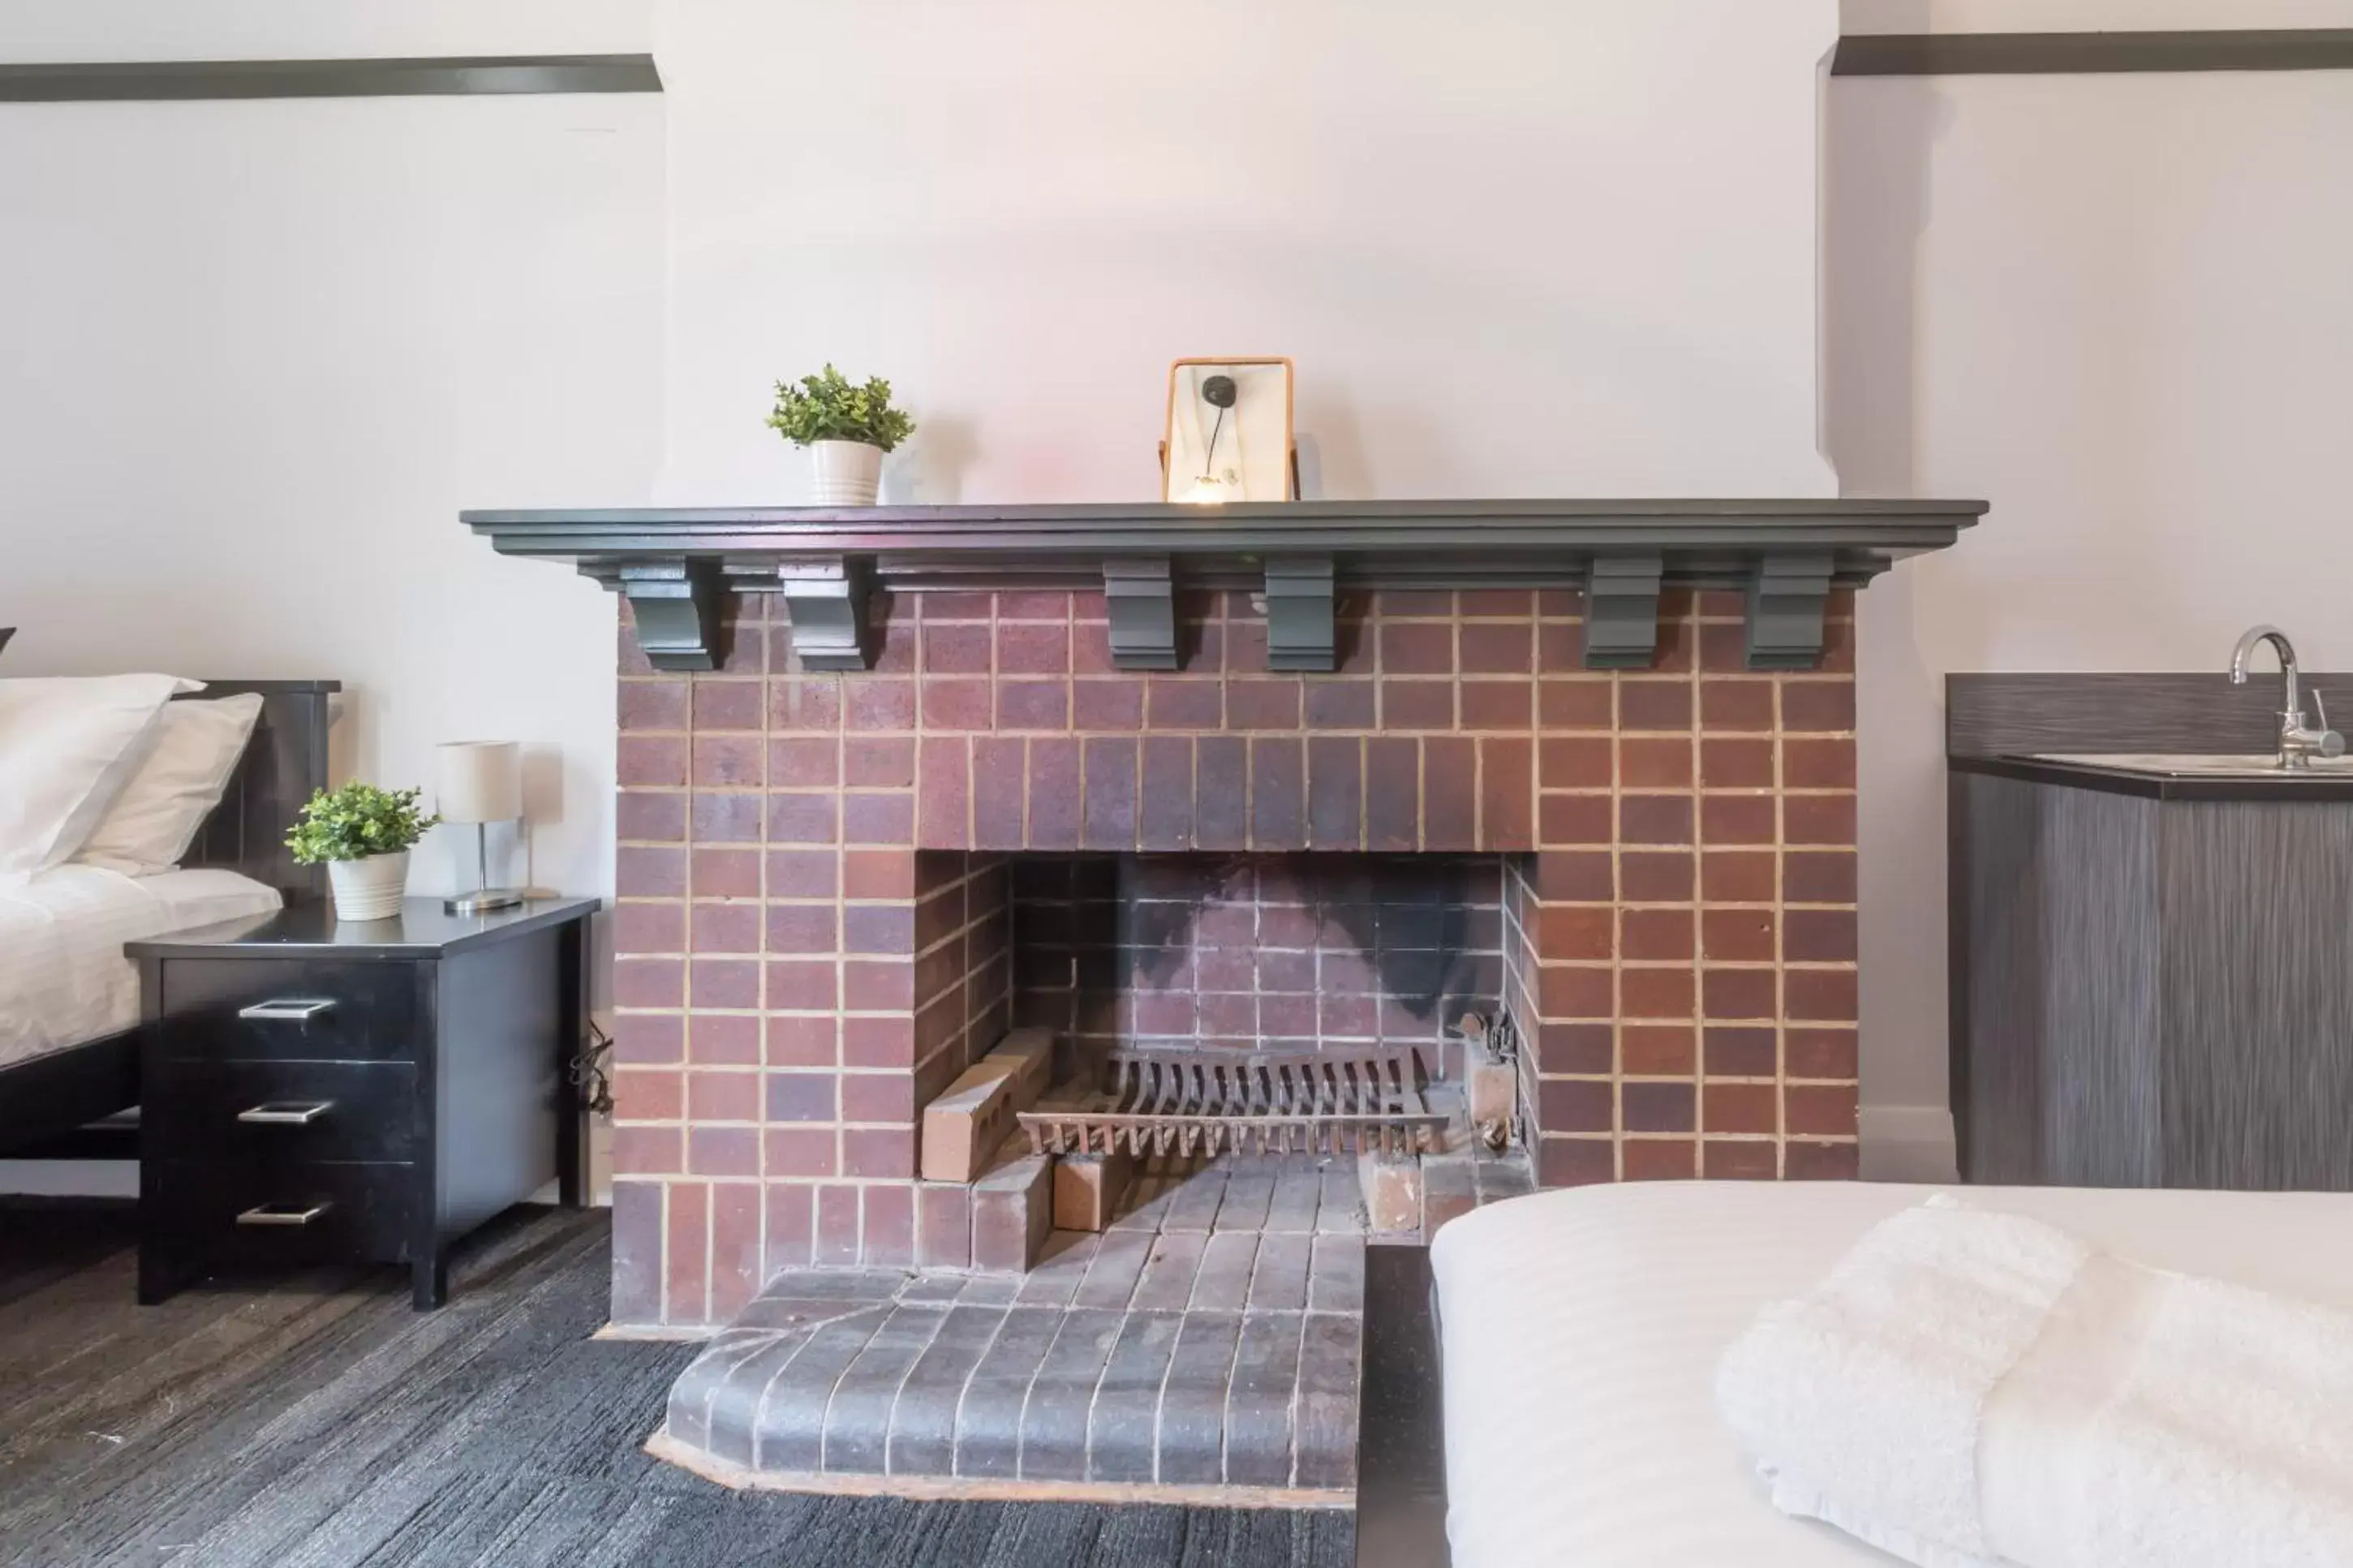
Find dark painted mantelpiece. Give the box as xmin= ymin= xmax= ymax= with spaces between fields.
xmin=463 ymin=500 xmax=1982 ymax=675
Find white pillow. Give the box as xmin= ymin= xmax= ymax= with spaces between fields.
xmin=0 ymin=673 xmax=201 ymax=884
xmin=75 ymin=693 xmax=265 ymax=877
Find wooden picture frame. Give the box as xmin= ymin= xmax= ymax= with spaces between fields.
xmin=1161 ymin=356 xmax=1297 ymax=503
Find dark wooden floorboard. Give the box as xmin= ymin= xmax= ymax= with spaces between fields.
xmin=0 ymin=1201 xmax=1351 ymax=1568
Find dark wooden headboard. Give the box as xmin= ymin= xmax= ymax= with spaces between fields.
xmin=182 ymin=681 xmax=339 ymax=904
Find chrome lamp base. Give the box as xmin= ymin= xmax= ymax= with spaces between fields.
xmin=444 ymin=820 xmax=524 ymax=916
xmin=444 ymin=888 xmax=525 ymax=916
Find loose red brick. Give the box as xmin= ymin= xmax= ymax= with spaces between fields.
xmin=1228 ymin=678 xmax=1303 ymax=731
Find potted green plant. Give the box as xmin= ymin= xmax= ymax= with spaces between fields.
xmin=286 ymin=784 xmax=440 ymax=921
xmin=766 ymin=363 xmax=916 ymax=505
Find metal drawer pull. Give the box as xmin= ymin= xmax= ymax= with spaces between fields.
xmin=238 ymin=998 xmax=337 ymax=1022
xmin=237 ymin=1101 xmax=333 ymax=1126
xmin=235 ymin=1201 xmax=332 ymax=1226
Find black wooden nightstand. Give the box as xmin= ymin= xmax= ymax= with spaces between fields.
xmin=127 ymin=896 xmax=600 ymax=1309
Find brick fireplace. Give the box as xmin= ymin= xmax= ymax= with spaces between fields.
xmin=607 ymin=581 xmax=1861 ymax=1329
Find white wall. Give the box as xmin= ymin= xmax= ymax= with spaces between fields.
xmin=655 ymin=0 xmax=1839 ymax=506
xmin=1828 ymin=68 xmax=2353 ymax=1175
xmin=0 ymin=93 xmax=663 ymax=939
xmin=0 ymin=0 xmax=648 ymax=60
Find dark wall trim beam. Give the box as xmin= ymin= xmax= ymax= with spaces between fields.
xmin=0 ymin=54 xmax=660 ymax=103
xmin=1834 ymin=29 xmax=2353 ymax=76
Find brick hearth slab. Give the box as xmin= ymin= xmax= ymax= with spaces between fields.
xmin=650 ymin=1155 xmax=1415 ymax=1502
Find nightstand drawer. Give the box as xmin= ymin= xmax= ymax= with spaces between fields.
xmin=144 ymin=1059 xmax=417 ymax=1163
xmin=153 ymin=958 xmax=417 ymax=1062
xmin=144 ymin=1160 xmax=415 ymax=1266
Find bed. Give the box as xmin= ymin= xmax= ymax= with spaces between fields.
xmin=1416 ymin=1180 xmax=2353 ymax=1568
xmin=0 ymin=681 xmax=334 ymax=1156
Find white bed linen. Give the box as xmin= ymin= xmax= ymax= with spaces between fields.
xmin=1430 ymin=1180 xmax=2353 ymax=1568
xmin=0 ymin=864 xmax=281 ymax=1068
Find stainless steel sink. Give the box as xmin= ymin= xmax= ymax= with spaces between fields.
xmin=2034 ymin=752 xmax=2353 ymax=778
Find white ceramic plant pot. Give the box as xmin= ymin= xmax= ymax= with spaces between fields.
xmin=328 ymin=850 xmax=410 ymax=921
xmin=810 ymin=440 xmax=884 ymax=505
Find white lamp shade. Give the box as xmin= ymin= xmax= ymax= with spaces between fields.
xmin=436 ymin=741 xmax=523 ymax=823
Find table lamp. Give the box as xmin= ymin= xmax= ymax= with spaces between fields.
xmin=436 ymin=741 xmax=524 ymax=915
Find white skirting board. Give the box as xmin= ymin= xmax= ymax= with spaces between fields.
xmin=1859 ymin=1104 xmax=1958 ymax=1182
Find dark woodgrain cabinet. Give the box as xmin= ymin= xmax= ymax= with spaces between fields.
xmin=1951 ymin=762 xmax=2353 ymax=1190
xmin=130 ymin=898 xmax=598 ymax=1309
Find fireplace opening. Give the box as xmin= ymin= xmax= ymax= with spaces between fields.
xmin=914 ymin=849 xmax=1532 ymax=1246
xmin=1008 ymin=852 xmax=1504 ymax=1076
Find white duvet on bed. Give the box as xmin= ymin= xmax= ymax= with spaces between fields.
xmin=1430 ymin=1181 xmax=2353 ymax=1568
xmin=0 ymin=864 xmax=281 ymax=1068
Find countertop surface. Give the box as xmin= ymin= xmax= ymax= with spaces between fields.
xmin=125 ymin=896 xmax=600 ymax=959
xmin=1956 ymin=753 xmax=2353 ymax=801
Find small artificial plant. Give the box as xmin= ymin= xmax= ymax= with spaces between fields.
xmin=285 ymin=784 xmax=441 ymax=865
xmin=765 ymin=363 xmax=916 ymax=452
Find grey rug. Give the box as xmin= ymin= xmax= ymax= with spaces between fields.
xmin=0 ymin=1201 xmax=1353 ymax=1568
